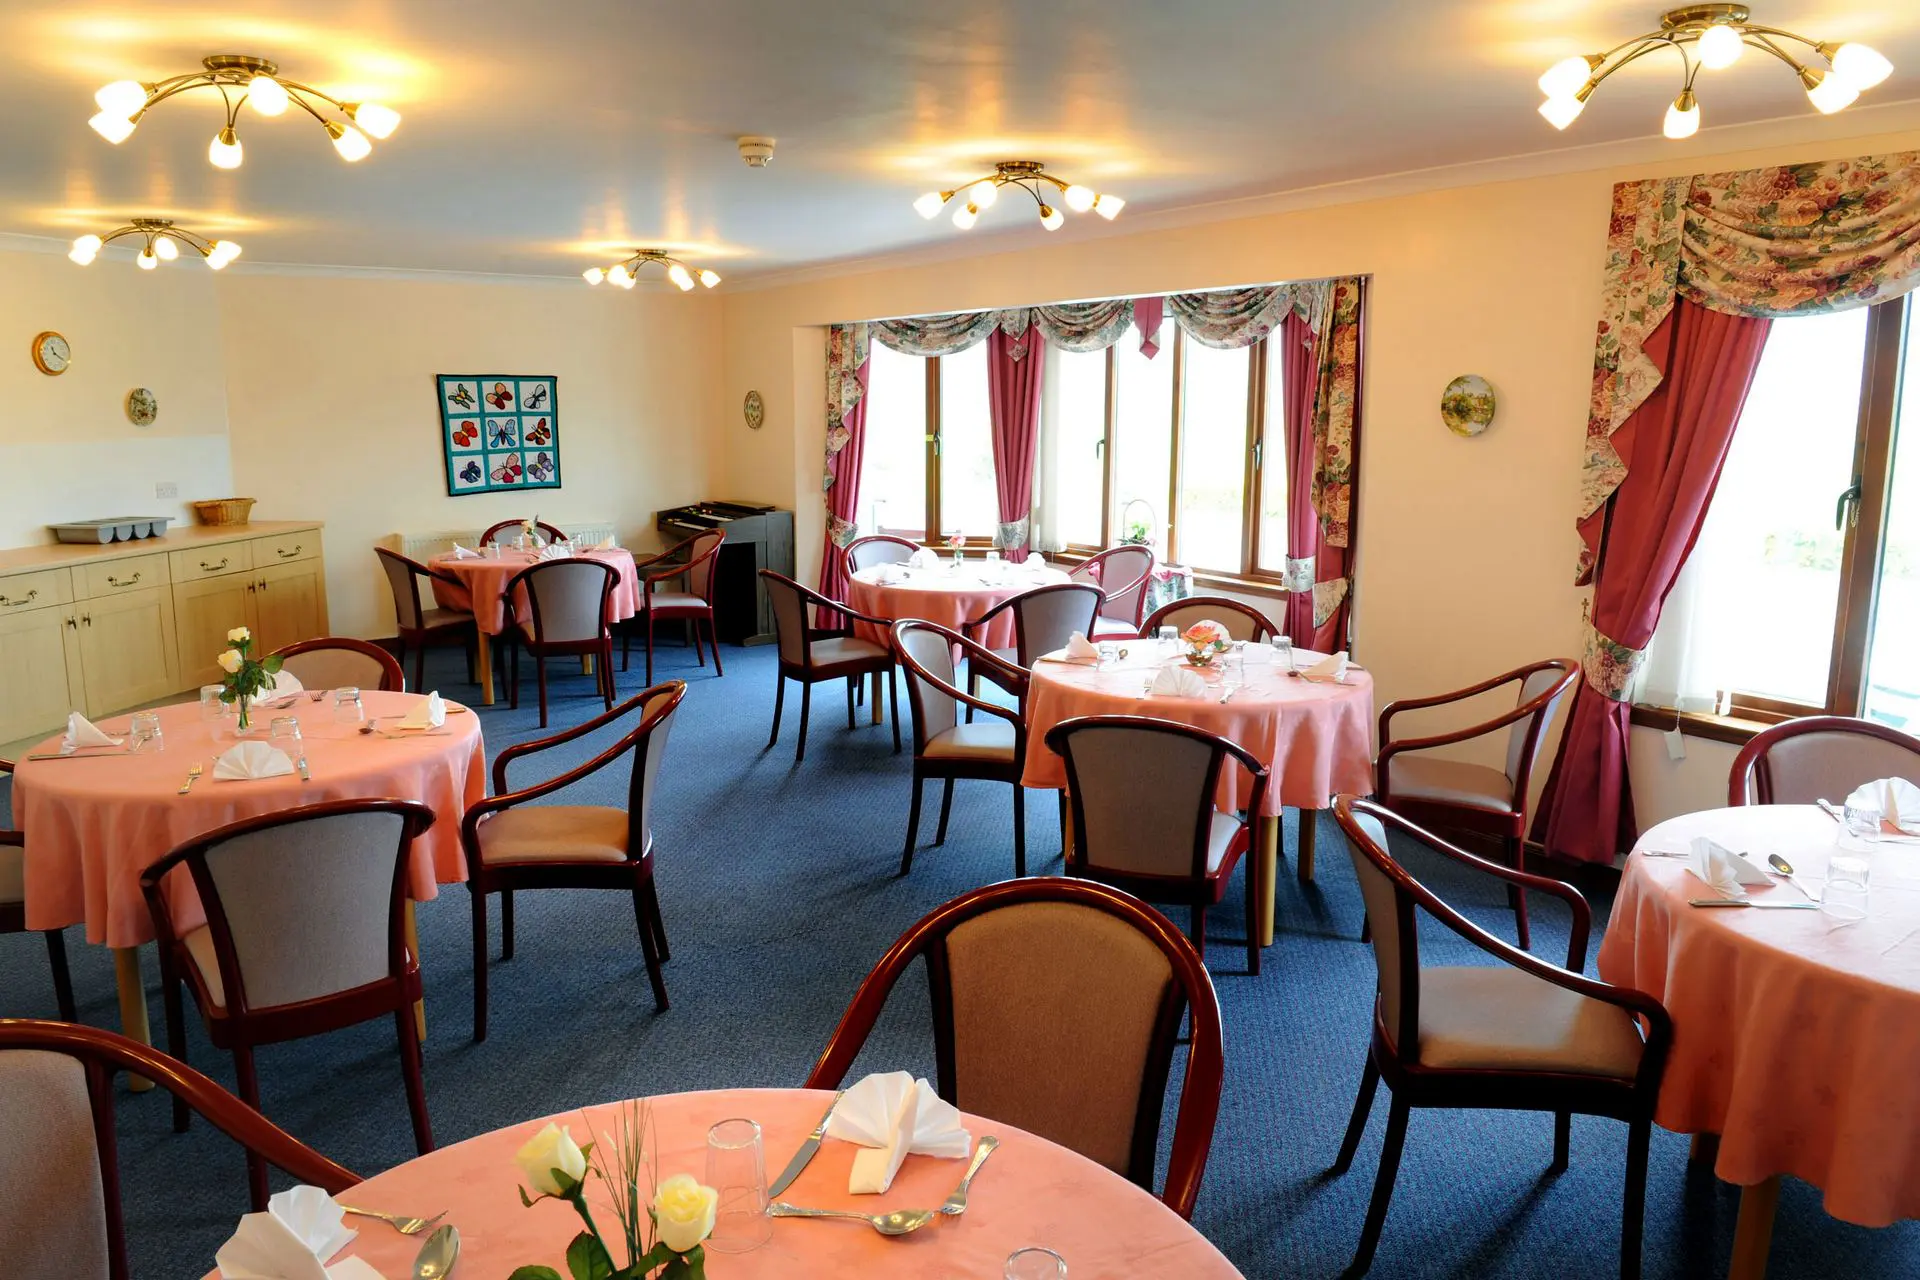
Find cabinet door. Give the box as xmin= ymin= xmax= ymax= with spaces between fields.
xmin=253 ymin=562 xmax=323 ymax=655
xmin=174 ymin=574 xmax=257 ymax=690
xmin=0 ymin=607 xmax=82 ymax=745
xmin=76 ymin=586 xmax=180 ymax=717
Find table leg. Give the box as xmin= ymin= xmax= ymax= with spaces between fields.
xmin=112 ymin=947 xmax=154 ymax=1092
xmin=1258 ymin=816 xmax=1280 ymax=946
xmin=1298 ymin=808 xmax=1318 ymax=883
xmin=582 ymin=655 xmax=595 ymax=676
xmin=475 ymin=637 xmax=496 ymax=706
xmin=1689 ymin=1133 xmax=1721 ymax=1167
xmin=1729 ymin=1176 xmax=1781 ymax=1280
xmin=404 ymin=901 xmax=426 ymax=1043
xmin=870 ymin=672 xmax=884 ymax=725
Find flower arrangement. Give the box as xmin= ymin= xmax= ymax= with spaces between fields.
xmin=945 ymin=529 xmax=965 ymax=565
xmin=215 ymin=627 xmax=281 ymax=732
xmin=1181 ymin=620 xmax=1231 ymax=668
xmin=508 ymin=1104 xmax=717 ymax=1280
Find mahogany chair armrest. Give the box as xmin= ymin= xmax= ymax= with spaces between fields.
xmin=490 ymin=689 xmax=669 ymax=793
xmin=1101 ymin=567 xmax=1151 ymax=607
xmin=1396 ymin=821 xmax=1594 ymax=969
xmin=1377 ymin=667 xmax=1543 ymax=743
xmin=0 ymin=757 xmax=13 ymax=774
xmin=964 ymin=593 xmax=1020 ymax=636
xmin=1378 ymin=693 xmax=1552 ymax=765
xmin=423 ymin=564 xmax=466 ymax=590
xmin=910 ymin=656 xmax=1026 ymax=730
xmin=814 ymin=603 xmax=897 ymax=634
xmin=630 ymin=543 xmax=687 ymax=571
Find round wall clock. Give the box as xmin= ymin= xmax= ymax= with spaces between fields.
xmin=743 ymin=389 xmax=765 ymax=430
xmin=31 ymin=330 xmax=71 ymax=376
xmin=125 ymin=387 xmax=158 ymax=426
xmin=1440 ymin=374 xmax=1496 ymax=437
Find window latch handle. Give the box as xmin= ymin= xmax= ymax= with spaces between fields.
xmin=1836 ymin=479 xmax=1863 ymax=531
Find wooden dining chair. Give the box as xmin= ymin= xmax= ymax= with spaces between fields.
xmin=1729 ymin=715 xmax=1920 ymax=806
xmin=1374 ymin=658 xmax=1578 ymax=950
xmin=1140 ymin=596 xmax=1278 ymax=643
xmin=0 ymin=758 xmax=77 ymax=1021
xmin=806 ymin=877 xmax=1223 ymax=1219
xmin=504 ymin=558 xmax=619 ymax=728
xmin=270 ymin=636 xmax=406 ymax=692
xmin=759 ymin=571 xmax=899 ymax=762
xmin=624 ymin=529 xmax=726 ymax=684
xmin=845 ymin=534 xmax=920 ymax=573
xmin=894 ymin=619 xmax=1031 ymax=878
xmin=965 ymin=580 xmax=1103 ymax=705
xmin=1329 ymin=798 xmax=1672 ymax=1280
xmin=0 ymin=1019 xmax=360 ymax=1277
xmin=139 ymin=799 xmax=436 ymax=1209
xmin=374 ymin=547 xmax=482 ymax=695
xmin=1070 ymin=545 xmax=1156 ymax=638
xmin=480 ymin=518 xmax=569 ymax=547
xmin=460 ymin=682 xmax=686 ymax=1040
xmin=1046 ymin=716 xmax=1270 ymax=975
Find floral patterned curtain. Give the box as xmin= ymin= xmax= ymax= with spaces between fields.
xmin=1167 ymin=281 xmax=1331 ymax=350
xmin=1301 ymin=278 xmax=1364 ymax=642
xmin=1579 ymin=151 xmax=1920 ymax=582
xmin=817 ymin=322 xmax=873 ymax=619
xmin=874 ymin=310 xmax=1004 ymax=357
xmin=1030 ymin=299 xmax=1138 ymax=353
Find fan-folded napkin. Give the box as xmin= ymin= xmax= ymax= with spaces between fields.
xmin=1845 ymin=777 xmax=1920 ymax=835
xmin=1149 ymin=665 xmax=1208 ymax=699
xmin=214 ymin=742 xmax=296 ymax=782
xmin=1060 ymin=631 xmax=1100 ymax=663
xmin=873 ymin=564 xmax=907 ymax=585
xmin=1689 ymin=836 xmax=1771 ymax=897
xmin=825 ymin=1071 xmax=972 ymax=1194
xmin=397 ymin=692 xmax=447 ymax=730
xmin=62 ymin=711 xmax=123 ymax=753
xmin=262 ymin=670 xmax=305 ymax=698
xmin=1301 ymin=651 xmax=1349 ymax=683
xmin=449 ymin=543 xmax=480 ymax=559
xmin=908 ymin=547 xmax=941 ymax=570
xmin=215 ymin=1184 xmax=383 ymax=1279
xmin=538 ymin=543 xmax=573 ymax=560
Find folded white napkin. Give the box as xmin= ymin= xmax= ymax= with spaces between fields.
xmin=592 ymin=535 xmax=617 ymax=551
xmin=1149 ymin=665 xmax=1208 ymax=698
xmin=214 ymin=741 xmax=296 ymax=782
xmin=873 ymin=564 xmax=907 ymax=585
xmin=1063 ymin=631 xmax=1100 ymax=662
xmin=825 ymin=1071 xmax=972 ymax=1195
xmin=449 ymin=543 xmax=480 ymax=559
xmin=262 ymin=670 xmax=305 ymax=698
xmin=1688 ymin=836 xmax=1771 ymax=897
xmin=908 ymin=547 xmax=941 ymax=570
xmin=538 ymin=543 xmax=573 ymax=560
xmin=215 ymin=1185 xmax=382 ymax=1280
xmin=397 ymin=692 xmax=446 ymax=730
xmin=1301 ymin=651 xmax=1350 ymax=683
xmin=62 ymin=711 xmax=124 ymax=754
xmin=1845 ymin=777 xmax=1920 ymax=835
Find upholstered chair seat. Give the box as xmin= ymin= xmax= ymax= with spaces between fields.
xmin=375 ymin=546 xmax=482 ymax=696
xmin=1415 ymin=967 xmax=1647 ymax=1078
xmin=626 ymin=529 xmax=727 ymax=685
xmin=476 ymin=805 xmax=633 ymax=865
xmin=1091 ymin=616 xmax=1139 ymax=639
xmin=1382 ymin=755 xmax=1514 ymax=814
xmin=646 ymin=590 xmax=704 ymax=612
xmin=810 ymin=635 xmax=891 ymax=670
xmin=924 ymin=722 xmax=1018 ymax=762
xmin=0 ymin=843 xmax=23 ymax=904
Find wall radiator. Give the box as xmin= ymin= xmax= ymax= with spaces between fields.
xmin=384 ymin=520 xmax=619 ymax=563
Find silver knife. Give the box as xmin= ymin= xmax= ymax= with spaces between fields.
xmin=768 ymin=1091 xmax=844 ymax=1199
xmin=295 ymin=751 xmax=311 ymax=783
xmin=1687 ymin=898 xmax=1820 ymax=910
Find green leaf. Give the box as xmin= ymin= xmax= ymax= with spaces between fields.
xmin=565 ymin=1231 xmax=616 ymax=1280
xmin=264 ymin=655 xmax=284 ymax=673
xmin=508 ymin=1269 xmax=565 ymax=1280
xmin=661 ymin=1245 xmax=706 ymax=1280
xmin=551 ymin=1167 xmax=583 ymax=1197
xmin=518 ymin=1184 xmax=539 ymax=1208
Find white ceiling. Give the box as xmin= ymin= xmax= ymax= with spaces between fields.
xmin=2 ymin=1 xmax=1918 ymax=282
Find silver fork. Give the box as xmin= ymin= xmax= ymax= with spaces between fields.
xmin=940 ymin=1135 xmax=1000 ymax=1215
xmin=338 ymin=1206 xmax=448 ymax=1235
xmin=177 ymin=763 xmax=204 ymax=795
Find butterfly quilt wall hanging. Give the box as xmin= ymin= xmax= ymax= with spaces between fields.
xmin=437 ymin=375 xmax=561 ymax=495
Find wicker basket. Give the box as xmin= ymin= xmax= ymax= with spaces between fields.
xmin=191 ymin=498 xmax=256 ymax=526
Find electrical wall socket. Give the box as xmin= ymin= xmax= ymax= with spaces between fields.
xmin=155 ymin=481 xmax=178 ymax=499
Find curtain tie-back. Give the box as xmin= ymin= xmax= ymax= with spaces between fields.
xmin=1282 ymin=555 xmax=1316 ymax=592
xmin=994 ymin=517 xmax=1030 ymax=550
xmin=827 ymin=517 xmax=857 ymax=549
xmin=1312 ymin=578 xmax=1348 ymax=630
xmin=1582 ymin=623 xmax=1647 ymax=702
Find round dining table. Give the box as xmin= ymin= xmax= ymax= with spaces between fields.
xmin=845 ymin=561 xmax=1071 ymax=651
xmin=1022 ymin=642 xmax=1375 ymax=945
xmin=306 ymin=1088 xmax=1245 ymax=1279
xmin=15 ymin=691 xmax=485 ymax=1070
xmin=1599 ymin=804 xmax=1920 ymax=1279
xmin=429 ymin=547 xmax=641 ymax=704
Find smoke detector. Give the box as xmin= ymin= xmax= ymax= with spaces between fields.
xmin=737 ymin=136 xmax=775 ymax=168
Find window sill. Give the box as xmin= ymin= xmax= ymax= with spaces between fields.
xmin=1047 ymin=551 xmax=1291 ymax=602
xmin=1628 ymin=704 xmax=1770 ymax=747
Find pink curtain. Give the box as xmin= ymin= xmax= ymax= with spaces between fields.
xmin=1279 ymin=311 xmax=1321 ymax=643
xmin=1535 ymin=298 xmax=1773 ymax=863
xmin=817 ymin=340 xmax=872 ymax=624
xmin=986 ymin=327 xmax=1044 ymax=561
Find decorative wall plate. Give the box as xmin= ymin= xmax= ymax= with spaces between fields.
xmin=32 ymin=330 xmax=70 ymax=375
xmin=125 ymin=387 xmax=157 ymax=426
xmin=743 ymin=389 xmax=765 ymax=430
xmin=1440 ymin=374 xmax=1495 ymax=437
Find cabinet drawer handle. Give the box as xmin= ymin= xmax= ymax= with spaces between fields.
xmin=81 ymin=613 xmax=92 ymax=627
xmin=277 ymin=544 xmax=303 ymax=558
xmin=200 ymin=558 xmax=229 ymax=573
xmin=0 ymin=589 xmax=40 ymax=608
xmin=66 ymin=615 xmax=77 ymax=630
xmin=106 ymin=571 xmax=142 ymax=588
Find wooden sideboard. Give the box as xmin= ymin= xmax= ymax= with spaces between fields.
xmin=0 ymin=521 xmax=328 ymax=745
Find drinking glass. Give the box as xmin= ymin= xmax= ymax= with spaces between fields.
xmin=127 ymin=710 xmax=164 ymax=754
xmin=1272 ymin=635 xmax=1294 ymax=673
xmin=268 ymin=716 xmax=302 ymax=747
xmin=333 ymin=687 xmax=366 ymax=725
xmin=1843 ymin=803 xmax=1883 ymax=844
xmin=704 ymin=1118 xmax=771 ymax=1252
xmin=1006 ymin=1247 xmax=1068 ymax=1279
xmin=985 ymin=549 xmax=1002 ymax=566
xmin=1824 ymin=844 xmax=1872 ymax=921
xmin=1228 ymin=640 xmax=1248 ymax=682
xmin=1157 ymin=625 xmax=1178 ymax=655
xmin=1096 ymin=641 xmax=1119 ymax=668
xmin=199 ymin=685 xmax=229 ymax=721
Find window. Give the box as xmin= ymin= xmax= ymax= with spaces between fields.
xmin=1178 ymin=340 xmax=1253 ymax=571
xmin=860 ymin=343 xmax=927 ymax=540
xmin=935 ymin=343 xmax=999 ymax=539
xmin=1043 ymin=344 xmax=1108 ymax=548
xmin=1641 ymin=296 xmax=1918 ymax=729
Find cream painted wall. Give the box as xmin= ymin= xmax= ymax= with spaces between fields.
xmin=715 ymin=123 xmax=1920 ymax=840
xmin=0 ymin=246 xmax=232 ymax=545
xmin=218 ymin=275 xmax=721 ymax=637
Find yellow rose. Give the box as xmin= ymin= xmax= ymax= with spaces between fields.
xmin=513 ymin=1122 xmax=587 ymax=1197
xmin=653 ymin=1173 xmax=717 ymax=1253
xmin=216 ymin=649 xmax=244 ymax=674
xmin=226 ymin=626 xmax=251 ymax=644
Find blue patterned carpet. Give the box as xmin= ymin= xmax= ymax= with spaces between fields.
xmin=2 ymin=638 xmax=1915 ymax=1277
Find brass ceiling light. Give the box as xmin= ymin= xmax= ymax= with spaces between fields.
xmin=582 ymin=249 xmax=720 ymax=291
xmin=1538 ymin=5 xmax=1892 ymax=139
xmin=88 ymin=54 xmax=400 ymax=167
xmin=913 ymin=161 xmax=1124 ymax=231
xmin=67 ymin=218 xmax=242 ymax=270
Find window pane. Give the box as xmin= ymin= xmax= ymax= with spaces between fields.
xmin=859 ymin=343 xmax=927 ymax=540
xmin=1866 ymin=303 xmax=1920 ymax=729
xmin=1049 ymin=347 xmax=1108 ymax=547
xmin=1179 ymin=340 xmax=1251 ymax=571
xmin=1113 ymin=319 xmax=1175 ymax=553
xmin=937 ymin=343 xmax=999 ymax=540
xmin=1257 ymin=338 xmax=1291 ymax=573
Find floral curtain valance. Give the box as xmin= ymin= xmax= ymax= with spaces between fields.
xmin=1167 ymin=281 xmax=1330 ymax=350
xmin=1579 ymin=150 xmax=1920 ymax=580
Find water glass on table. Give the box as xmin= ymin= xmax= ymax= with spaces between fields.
xmin=1007 ymin=1246 xmax=1068 ymax=1279
xmin=1272 ymin=635 xmax=1294 ymax=673
xmin=268 ymin=716 xmax=302 ymax=748
xmin=333 ymin=687 xmax=366 ymax=726
xmin=1827 ymin=809 xmax=1877 ymax=919
xmin=128 ymin=711 xmax=164 ymax=754
xmin=705 ymin=1118 xmax=772 ymax=1252
xmin=199 ymin=685 xmax=229 ymax=721
xmin=1157 ymin=626 xmax=1178 ymax=656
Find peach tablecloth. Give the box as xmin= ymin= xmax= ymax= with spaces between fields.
xmin=430 ymin=548 xmax=640 ymax=636
xmin=846 ymin=563 xmax=1070 ymax=649
xmin=306 ymin=1088 xmax=1243 ymax=1280
xmin=1022 ymin=645 xmax=1375 ymax=815
xmin=1599 ymin=805 xmax=1920 ymax=1226
xmin=17 ymin=691 xmax=485 ymax=948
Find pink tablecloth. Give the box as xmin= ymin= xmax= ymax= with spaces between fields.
xmin=310 ymin=1088 xmax=1243 ymax=1280
xmin=1022 ymin=646 xmax=1375 ymax=815
xmin=1598 ymin=805 xmax=1920 ymax=1226
xmin=17 ymin=691 xmax=485 ymax=947
xmin=430 ymin=548 xmax=641 ymax=636
xmin=846 ymin=564 xmax=1071 ymax=649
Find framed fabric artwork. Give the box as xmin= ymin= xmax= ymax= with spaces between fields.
xmin=437 ymin=374 xmax=561 ymax=495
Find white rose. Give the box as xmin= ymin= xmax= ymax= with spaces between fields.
xmin=513 ymin=1122 xmax=587 ymax=1197
xmin=653 ymin=1173 xmax=717 ymax=1253
xmin=227 ymin=626 xmax=251 ymax=644
xmin=216 ymin=649 xmax=244 ymax=674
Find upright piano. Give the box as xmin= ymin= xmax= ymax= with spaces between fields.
xmin=655 ymin=501 xmax=795 ymax=646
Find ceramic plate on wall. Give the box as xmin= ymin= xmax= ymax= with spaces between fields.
xmin=1440 ymin=374 xmax=1495 ymax=437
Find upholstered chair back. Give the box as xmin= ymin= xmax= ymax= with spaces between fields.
xmin=1505 ymin=665 xmax=1576 ymax=784
xmin=521 ymin=561 xmax=612 ymax=644
xmin=763 ymin=574 xmax=810 ymax=667
xmin=1340 ymin=809 xmax=1408 ymax=1046
xmin=0 ymin=1048 xmax=110 ymax=1279
xmin=1736 ymin=720 xmax=1920 ymax=806
xmin=686 ymin=531 xmax=724 ymax=601
xmin=896 ymin=623 xmax=960 ymax=748
xmin=276 ymin=642 xmax=398 ymax=693
xmin=1141 ymin=597 xmax=1274 ymax=642
xmin=628 ymin=683 xmax=682 ymax=856
xmin=1094 ymin=545 xmax=1154 ymax=625
xmin=847 ymin=537 xmax=916 ymax=573
xmin=1054 ymin=721 xmax=1218 ymax=877
xmin=376 ymin=548 xmax=427 ymax=629
xmin=1009 ymin=583 xmax=1102 ymax=664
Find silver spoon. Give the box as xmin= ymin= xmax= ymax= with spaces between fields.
xmin=769 ymin=1201 xmax=936 ymax=1236
xmin=1768 ymin=853 xmax=1821 ymax=902
xmin=411 ymin=1224 xmax=459 ymax=1278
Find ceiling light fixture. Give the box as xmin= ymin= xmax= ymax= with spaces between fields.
xmin=913 ymin=161 xmax=1123 ymax=232
xmin=88 ymin=54 xmax=400 ymax=168
xmin=582 ymin=249 xmax=720 ymax=292
xmin=68 ymin=218 xmax=242 ymax=270
xmin=1537 ymin=5 xmax=1892 ymax=137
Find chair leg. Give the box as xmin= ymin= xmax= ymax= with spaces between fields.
xmin=767 ymin=676 xmax=786 ymax=749
xmin=508 ymin=642 xmax=520 ymax=711
xmin=708 ymin=617 xmax=724 ymax=676
xmin=889 ymin=666 xmax=900 ymax=753
xmin=1508 ymin=836 xmax=1532 ymax=951
xmin=601 ymin=640 xmax=616 ymax=710
xmin=1331 ymin=1055 xmax=1380 ymax=1176
xmin=645 ymin=618 xmax=656 ymax=686
xmin=645 ymin=880 xmax=670 ymax=962
xmin=232 ymin=1044 xmax=269 ymax=1211
xmin=1551 ymin=1111 xmax=1571 ymax=1174
xmin=935 ymin=778 xmax=955 ymax=844
xmin=395 ymin=1007 xmax=434 ymax=1154
xmin=1345 ymin=1095 xmax=1411 ymax=1279
xmin=535 ymin=654 xmax=549 ymax=728
xmin=470 ymin=886 xmax=490 ymax=1043
xmin=845 ymin=677 xmax=856 ymax=729
xmin=413 ymin=644 xmax=426 ymax=699
xmin=44 ymin=929 xmax=76 ymax=1021
xmin=796 ymin=682 xmax=812 ymax=764
xmin=162 ymin=959 xmax=190 ymax=1133
xmin=693 ymin=618 xmax=706 ymax=667
xmin=1245 ymin=845 xmax=1263 ymax=976
xmin=622 ymin=624 xmax=631 ymax=672
xmin=901 ymin=775 xmax=925 ymax=875
xmin=1619 ymin=1119 xmax=1652 ymax=1280
xmin=500 ymin=888 xmax=515 ymax=961
xmin=1012 ymin=784 xmax=1026 ymax=877
xmin=633 ymin=883 xmax=670 ymax=1013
